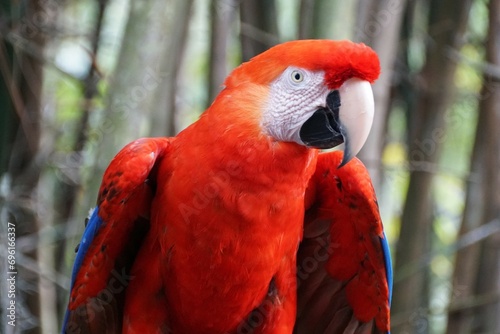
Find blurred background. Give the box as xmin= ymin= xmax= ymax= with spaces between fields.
xmin=0 ymin=0 xmax=499 ymax=333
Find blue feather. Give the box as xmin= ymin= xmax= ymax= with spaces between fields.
xmin=69 ymin=207 xmax=104 ymax=290
xmin=62 ymin=206 xmax=104 ymax=332
xmin=380 ymin=231 xmax=393 ymax=305
xmin=380 ymin=232 xmax=393 ymax=334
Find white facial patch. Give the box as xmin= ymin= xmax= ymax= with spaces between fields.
xmin=261 ymin=67 xmax=330 ymax=144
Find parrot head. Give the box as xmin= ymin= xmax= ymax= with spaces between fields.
xmin=224 ymin=39 xmax=380 ymax=166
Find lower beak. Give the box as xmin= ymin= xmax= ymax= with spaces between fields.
xmin=299 ymin=78 xmax=374 ymax=167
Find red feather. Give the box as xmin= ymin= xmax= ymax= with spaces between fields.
xmin=299 ymin=151 xmax=390 ymax=332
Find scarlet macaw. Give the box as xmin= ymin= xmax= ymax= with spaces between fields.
xmin=63 ymin=40 xmax=392 ymax=334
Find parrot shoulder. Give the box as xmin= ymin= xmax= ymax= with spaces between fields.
xmin=296 ymin=150 xmax=392 ymax=334
xmin=62 ymin=137 xmax=172 ymax=333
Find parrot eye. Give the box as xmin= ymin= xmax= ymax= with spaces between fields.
xmin=291 ymin=70 xmax=304 ymax=83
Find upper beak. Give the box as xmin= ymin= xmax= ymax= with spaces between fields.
xmin=299 ymin=78 xmax=374 ymax=167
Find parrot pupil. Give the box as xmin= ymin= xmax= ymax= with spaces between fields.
xmin=291 ymin=70 xmax=303 ymax=82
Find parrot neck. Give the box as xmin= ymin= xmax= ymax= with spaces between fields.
xmin=184 ymin=94 xmax=318 ymax=185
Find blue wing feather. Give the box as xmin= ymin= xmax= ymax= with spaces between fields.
xmin=62 ymin=206 xmax=103 ymax=332
xmin=69 ymin=207 xmax=103 ymax=290
xmin=380 ymin=231 xmax=393 ymax=334
xmin=380 ymin=231 xmax=393 ymax=305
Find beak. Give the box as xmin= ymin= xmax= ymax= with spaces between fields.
xmin=299 ymin=78 xmax=374 ymax=167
